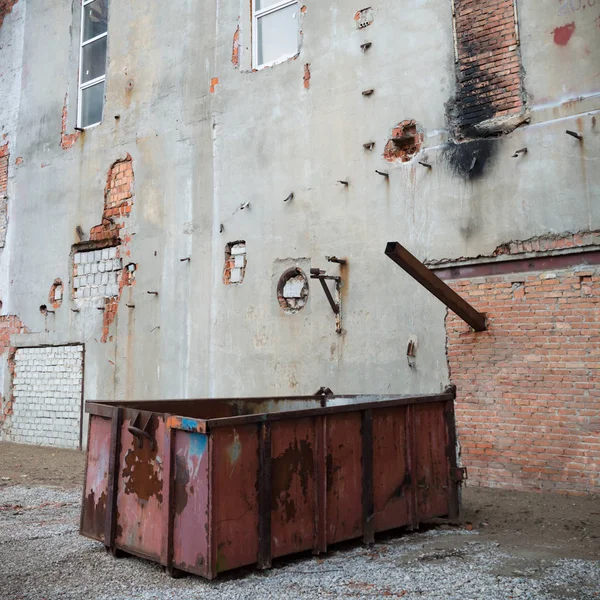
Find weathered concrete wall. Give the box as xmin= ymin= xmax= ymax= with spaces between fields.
xmin=0 ymin=0 xmax=598 ymax=449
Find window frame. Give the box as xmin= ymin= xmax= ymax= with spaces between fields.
xmin=252 ymin=0 xmax=299 ymax=70
xmin=77 ymin=0 xmax=108 ymax=129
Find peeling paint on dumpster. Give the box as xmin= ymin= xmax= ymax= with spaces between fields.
xmin=80 ymin=390 xmax=464 ymax=580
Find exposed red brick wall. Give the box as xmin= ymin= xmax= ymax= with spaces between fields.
xmin=447 ymin=263 xmax=600 ymax=495
xmin=90 ymin=155 xmax=134 ymax=243
xmin=0 ymin=142 xmax=9 ymax=248
xmin=0 ymin=142 xmax=8 ymax=192
xmin=0 ymin=315 xmax=28 ymax=430
xmin=383 ymin=120 xmax=423 ymax=163
xmin=60 ymin=95 xmax=81 ymax=150
xmin=82 ymin=155 xmax=135 ymax=343
xmin=0 ymin=0 xmax=18 ymax=28
xmin=493 ymin=230 xmax=600 ymax=257
xmin=231 ymin=25 xmax=240 ymax=67
xmin=303 ymin=64 xmax=310 ymax=89
xmin=453 ymin=0 xmax=524 ymax=127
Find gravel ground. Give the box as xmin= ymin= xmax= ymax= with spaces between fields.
xmin=1 ymin=485 xmax=599 ymax=600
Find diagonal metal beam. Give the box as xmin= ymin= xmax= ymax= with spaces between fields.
xmin=385 ymin=241 xmax=487 ymax=331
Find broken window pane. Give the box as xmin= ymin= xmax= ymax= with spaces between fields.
xmin=257 ymin=3 xmax=299 ymax=66
xmin=81 ymin=36 xmax=107 ymax=84
xmin=82 ymin=0 xmax=108 ymax=42
xmin=80 ymin=81 xmax=104 ymax=128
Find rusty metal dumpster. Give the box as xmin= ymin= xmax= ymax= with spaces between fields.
xmin=80 ymin=388 xmax=464 ymax=579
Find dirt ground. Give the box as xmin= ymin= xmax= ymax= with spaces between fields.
xmin=0 ymin=441 xmax=84 ymax=488
xmin=1 ymin=439 xmax=598 ymax=561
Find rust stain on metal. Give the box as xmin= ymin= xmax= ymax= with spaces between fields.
xmin=121 ymin=419 xmax=163 ymax=503
xmin=82 ymin=489 xmax=107 ymax=540
xmin=272 ymin=438 xmax=314 ymax=522
xmin=81 ymin=392 xmax=460 ymax=579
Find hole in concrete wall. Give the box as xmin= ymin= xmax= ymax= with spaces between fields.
xmin=49 ymin=279 xmax=63 ymax=309
xmin=223 ymin=241 xmax=246 ymax=285
xmin=277 ymin=268 xmax=309 ymax=313
xmin=354 ymin=7 xmax=374 ymax=28
xmin=383 ymin=120 xmax=424 ymax=163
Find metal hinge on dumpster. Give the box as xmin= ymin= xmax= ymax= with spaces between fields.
xmin=451 ymin=467 xmax=467 ymax=482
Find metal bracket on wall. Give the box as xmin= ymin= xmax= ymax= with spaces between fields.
xmin=385 ymin=242 xmax=487 ymax=331
xmin=310 ymin=268 xmax=342 ymax=334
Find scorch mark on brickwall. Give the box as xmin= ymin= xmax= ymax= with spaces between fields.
xmin=444 ymin=0 xmax=528 ymax=179
xmin=552 ymin=22 xmax=576 ymax=45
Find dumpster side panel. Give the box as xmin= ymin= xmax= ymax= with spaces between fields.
xmin=115 ymin=413 xmax=165 ymax=560
xmin=326 ymin=412 xmax=363 ymax=545
xmin=271 ymin=418 xmax=316 ymax=559
xmin=81 ymin=415 xmax=112 ymax=542
xmin=213 ymin=425 xmax=260 ymax=573
xmin=372 ymin=406 xmax=411 ymax=532
xmin=172 ymin=430 xmax=211 ymax=576
xmin=415 ymin=402 xmax=450 ymax=520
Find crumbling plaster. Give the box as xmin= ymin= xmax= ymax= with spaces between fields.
xmin=0 ymin=0 xmax=597 ymax=422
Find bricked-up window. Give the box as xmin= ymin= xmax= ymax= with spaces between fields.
xmin=252 ymin=0 xmax=299 ymax=69
xmin=452 ymin=0 xmax=523 ymax=128
xmin=78 ymin=0 xmax=108 ymax=128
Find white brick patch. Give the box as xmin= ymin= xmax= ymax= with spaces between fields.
xmin=73 ymin=248 xmax=121 ymax=299
xmin=10 ymin=345 xmax=84 ymax=449
xmin=228 ymin=242 xmax=246 ymax=284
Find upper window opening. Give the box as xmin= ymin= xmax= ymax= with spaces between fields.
xmin=253 ymin=0 xmax=299 ymax=69
xmin=78 ymin=0 xmax=108 ymax=129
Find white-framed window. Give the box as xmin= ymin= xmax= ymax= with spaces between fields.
xmin=252 ymin=0 xmax=300 ymax=69
xmin=78 ymin=0 xmax=108 ymax=129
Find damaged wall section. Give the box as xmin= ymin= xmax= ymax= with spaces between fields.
xmin=73 ymin=155 xmax=135 ymax=343
xmin=450 ymin=0 xmax=525 ymax=134
xmin=0 ymin=315 xmax=27 ymax=436
xmin=0 ymin=141 xmax=8 ymax=247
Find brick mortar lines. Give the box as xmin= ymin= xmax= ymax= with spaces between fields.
xmin=452 ymin=0 xmax=525 ymax=130
xmin=9 ymin=346 xmax=84 ymax=448
xmin=446 ymin=264 xmax=600 ymax=495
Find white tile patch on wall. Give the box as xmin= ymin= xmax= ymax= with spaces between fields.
xmin=10 ymin=345 xmax=84 ymax=449
xmin=73 ymin=247 xmax=122 ymax=299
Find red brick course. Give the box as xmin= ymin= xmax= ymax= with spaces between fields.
xmin=0 ymin=315 xmax=28 ymax=429
xmin=60 ymin=95 xmax=81 ymax=150
xmin=0 ymin=142 xmax=8 ymax=196
xmin=446 ymin=264 xmax=600 ymax=495
xmin=453 ymin=0 xmax=524 ymax=126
